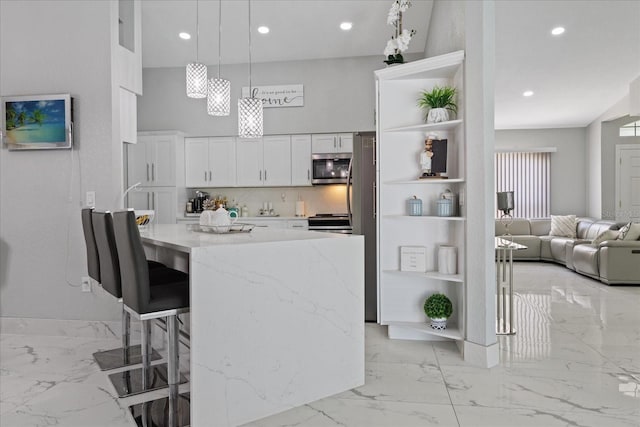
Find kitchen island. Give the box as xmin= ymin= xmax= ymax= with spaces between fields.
xmin=139 ymin=224 xmax=364 ymax=427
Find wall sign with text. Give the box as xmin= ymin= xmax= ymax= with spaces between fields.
xmin=241 ymin=84 xmax=304 ymax=108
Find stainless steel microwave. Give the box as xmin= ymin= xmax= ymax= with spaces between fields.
xmin=311 ymin=153 xmax=352 ymax=185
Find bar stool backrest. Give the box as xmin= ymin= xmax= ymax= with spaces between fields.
xmin=81 ymin=207 xmax=100 ymax=283
xmin=92 ymin=211 xmax=122 ymax=299
xmin=112 ymin=210 xmax=151 ymax=314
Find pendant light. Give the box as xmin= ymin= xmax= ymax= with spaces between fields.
xmin=207 ymin=0 xmax=230 ymax=116
xmin=186 ymin=0 xmax=207 ymax=98
xmin=238 ymin=0 xmax=263 ymax=138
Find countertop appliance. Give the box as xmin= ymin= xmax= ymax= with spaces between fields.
xmin=348 ymin=132 xmax=378 ymax=322
xmin=311 ymin=153 xmax=352 ymax=185
xmin=307 ymin=214 xmax=352 ymax=234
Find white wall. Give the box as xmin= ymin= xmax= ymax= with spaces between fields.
xmin=495 ymin=128 xmax=587 ymax=216
xmin=138 ymin=54 xmax=424 ymax=136
xmin=585 ymin=93 xmax=638 ymax=218
xmin=0 ymin=1 xmax=122 ymax=320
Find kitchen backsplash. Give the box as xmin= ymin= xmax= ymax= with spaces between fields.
xmin=184 ymin=185 xmax=348 ymax=217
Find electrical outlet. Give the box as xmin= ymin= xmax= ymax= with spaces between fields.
xmin=86 ymin=191 xmax=96 ymax=207
xmin=81 ymin=276 xmax=91 ymax=292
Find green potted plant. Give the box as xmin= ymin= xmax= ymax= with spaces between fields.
xmin=423 ymin=293 xmax=453 ymax=330
xmin=418 ymin=86 xmax=458 ymax=123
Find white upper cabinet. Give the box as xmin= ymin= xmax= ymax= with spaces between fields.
xmin=128 ymin=134 xmax=177 ymax=187
xmin=237 ymin=136 xmax=292 ymax=187
xmin=311 ymin=133 xmax=353 ymax=153
xmin=185 ymin=137 xmax=236 ymax=188
xmin=291 ymin=134 xmax=312 ymax=186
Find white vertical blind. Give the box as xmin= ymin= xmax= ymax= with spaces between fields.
xmin=495 ymin=152 xmax=550 ymax=218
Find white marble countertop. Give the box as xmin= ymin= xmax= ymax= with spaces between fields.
xmin=140 ymin=223 xmax=344 ymax=253
xmin=178 ymin=214 xmax=307 ymax=221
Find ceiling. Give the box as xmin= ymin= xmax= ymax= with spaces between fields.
xmin=141 ymin=0 xmax=640 ymax=130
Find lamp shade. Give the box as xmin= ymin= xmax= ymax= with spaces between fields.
xmin=497 ymin=191 xmax=514 ymax=213
xmin=207 ymin=78 xmax=230 ymax=116
xmin=186 ymin=62 xmax=207 ymax=98
xmin=238 ymin=97 xmax=263 ymax=138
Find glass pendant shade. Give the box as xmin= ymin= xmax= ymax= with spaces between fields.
xmin=186 ymin=62 xmax=207 ymax=98
xmin=207 ymin=78 xmax=230 ymax=116
xmin=238 ymin=97 xmax=263 ymax=138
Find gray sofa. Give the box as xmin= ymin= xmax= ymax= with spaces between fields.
xmin=495 ymin=217 xmax=640 ymax=285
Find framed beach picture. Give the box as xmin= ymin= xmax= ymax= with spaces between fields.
xmin=2 ymin=94 xmax=73 ymax=150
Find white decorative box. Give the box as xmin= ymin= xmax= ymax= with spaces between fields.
xmin=400 ymin=246 xmax=427 ymax=272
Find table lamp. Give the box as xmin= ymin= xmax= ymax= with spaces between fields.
xmin=497 ymin=191 xmax=515 ymax=245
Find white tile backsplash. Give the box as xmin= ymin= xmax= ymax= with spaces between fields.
xmin=185 ymin=185 xmax=348 ymax=217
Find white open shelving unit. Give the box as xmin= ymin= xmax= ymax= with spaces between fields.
xmin=375 ymin=51 xmax=467 ymax=348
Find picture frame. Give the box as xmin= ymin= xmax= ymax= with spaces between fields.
xmin=2 ymin=94 xmax=73 ymax=150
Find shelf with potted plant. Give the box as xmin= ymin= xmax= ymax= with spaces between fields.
xmin=386 ymin=321 xmax=463 ymax=341
xmin=383 ymin=119 xmax=463 ymax=133
xmin=383 ymin=269 xmax=464 ymax=283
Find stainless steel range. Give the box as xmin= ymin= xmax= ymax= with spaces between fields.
xmin=307 ymin=214 xmax=352 ymax=234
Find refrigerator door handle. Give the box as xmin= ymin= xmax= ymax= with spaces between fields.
xmin=346 ymin=156 xmax=354 ymax=228
xmin=373 ymin=181 xmax=377 ymax=219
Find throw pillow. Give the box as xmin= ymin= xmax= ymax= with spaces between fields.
xmin=549 ymin=214 xmax=576 ymax=238
xmin=592 ymin=229 xmax=620 ymax=245
xmin=618 ymin=222 xmax=640 ymax=241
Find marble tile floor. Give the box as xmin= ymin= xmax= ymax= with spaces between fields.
xmin=1 ymin=262 xmax=639 ymax=427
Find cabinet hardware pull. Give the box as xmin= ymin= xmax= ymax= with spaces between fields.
xmin=152 ymin=192 xmax=155 ymax=209
xmin=259 ymin=170 xmax=262 ymax=181
xmin=265 ymin=170 xmax=268 ymax=181
xmin=373 ymin=182 xmax=377 ymax=219
xmin=339 ymin=136 xmax=342 ymax=149
xmin=151 ymin=163 xmax=155 ymax=181
xmin=209 ymin=170 xmax=212 ymax=181
xmin=633 ymin=250 xmax=640 ymax=254
xmin=307 ymin=169 xmax=310 ymax=180
xmin=204 ymin=171 xmax=207 ymax=181
xmin=146 ymin=164 xmax=150 ymax=181
xmin=334 ymin=136 xmax=337 ymax=148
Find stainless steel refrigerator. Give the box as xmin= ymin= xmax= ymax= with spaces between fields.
xmin=348 ymin=131 xmax=378 ymax=322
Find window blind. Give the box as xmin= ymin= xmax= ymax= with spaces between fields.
xmin=495 ymin=152 xmax=550 ymax=218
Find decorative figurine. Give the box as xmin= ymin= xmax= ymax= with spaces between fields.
xmin=419 ymin=133 xmax=448 ymax=179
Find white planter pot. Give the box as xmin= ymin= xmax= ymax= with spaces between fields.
xmin=427 ymin=108 xmax=449 ymax=124
xmin=430 ymin=317 xmax=447 ymax=330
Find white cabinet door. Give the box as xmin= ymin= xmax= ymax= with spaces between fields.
xmin=129 ymin=134 xmax=176 ymax=187
xmin=291 ymin=135 xmax=312 ymax=186
xmin=209 ymin=137 xmax=236 ymax=187
xmin=120 ymin=88 xmax=137 ymax=144
xmin=337 ymin=133 xmax=353 ymax=153
xmin=312 ymin=134 xmax=337 ymax=153
xmin=263 ymin=136 xmax=291 ymax=186
xmin=151 ymin=135 xmax=177 ymax=186
xmin=185 ymin=137 xmax=209 ymax=187
xmin=152 ymin=187 xmax=177 ymax=224
xmin=236 ymin=138 xmax=263 ymax=186
xmin=127 ymin=138 xmax=150 ymax=185
xmin=127 ymin=187 xmax=176 ymax=224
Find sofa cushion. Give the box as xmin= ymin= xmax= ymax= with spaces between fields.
xmin=593 ymin=229 xmax=620 ymax=245
xmin=509 ymin=236 xmax=541 ymax=259
xmin=573 ymin=244 xmax=599 ymax=277
xmin=550 ymin=237 xmax=575 ymax=264
xmin=539 ymin=235 xmax=553 ymax=260
xmin=530 ymin=219 xmax=551 ymax=236
xmin=550 ymin=215 xmax=576 ymax=238
xmin=585 ymin=220 xmax=619 ymax=240
xmin=495 ymin=218 xmax=531 ymax=236
xmin=577 ymin=218 xmax=597 ymax=239
xmin=618 ymin=222 xmax=640 ymax=241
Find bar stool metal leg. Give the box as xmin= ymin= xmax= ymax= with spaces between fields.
xmin=167 ymin=316 xmax=180 ymax=427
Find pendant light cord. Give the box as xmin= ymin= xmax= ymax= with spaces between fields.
xmin=218 ymin=0 xmax=222 ymax=77
xmin=196 ymin=0 xmax=200 ymax=62
xmin=248 ymin=0 xmax=252 ymax=94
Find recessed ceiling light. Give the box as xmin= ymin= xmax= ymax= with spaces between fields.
xmin=257 ymin=26 xmax=269 ymax=34
xmin=551 ymin=27 xmax=565 ymax=36
xmin=523 ymin=90 xmax=534 ymax=97
xmin=179 ymin=32 xmax=191 ymax=40
xmin=340 ymin=22 xmax=353 ymax=31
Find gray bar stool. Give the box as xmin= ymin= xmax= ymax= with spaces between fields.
xmin=81 ymin=207 xmax=162 ymax=371
xmin=113 ymin=210 xmax=190 ymax=427
xmin=92 ymin=210 xmax=187 ymax=399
